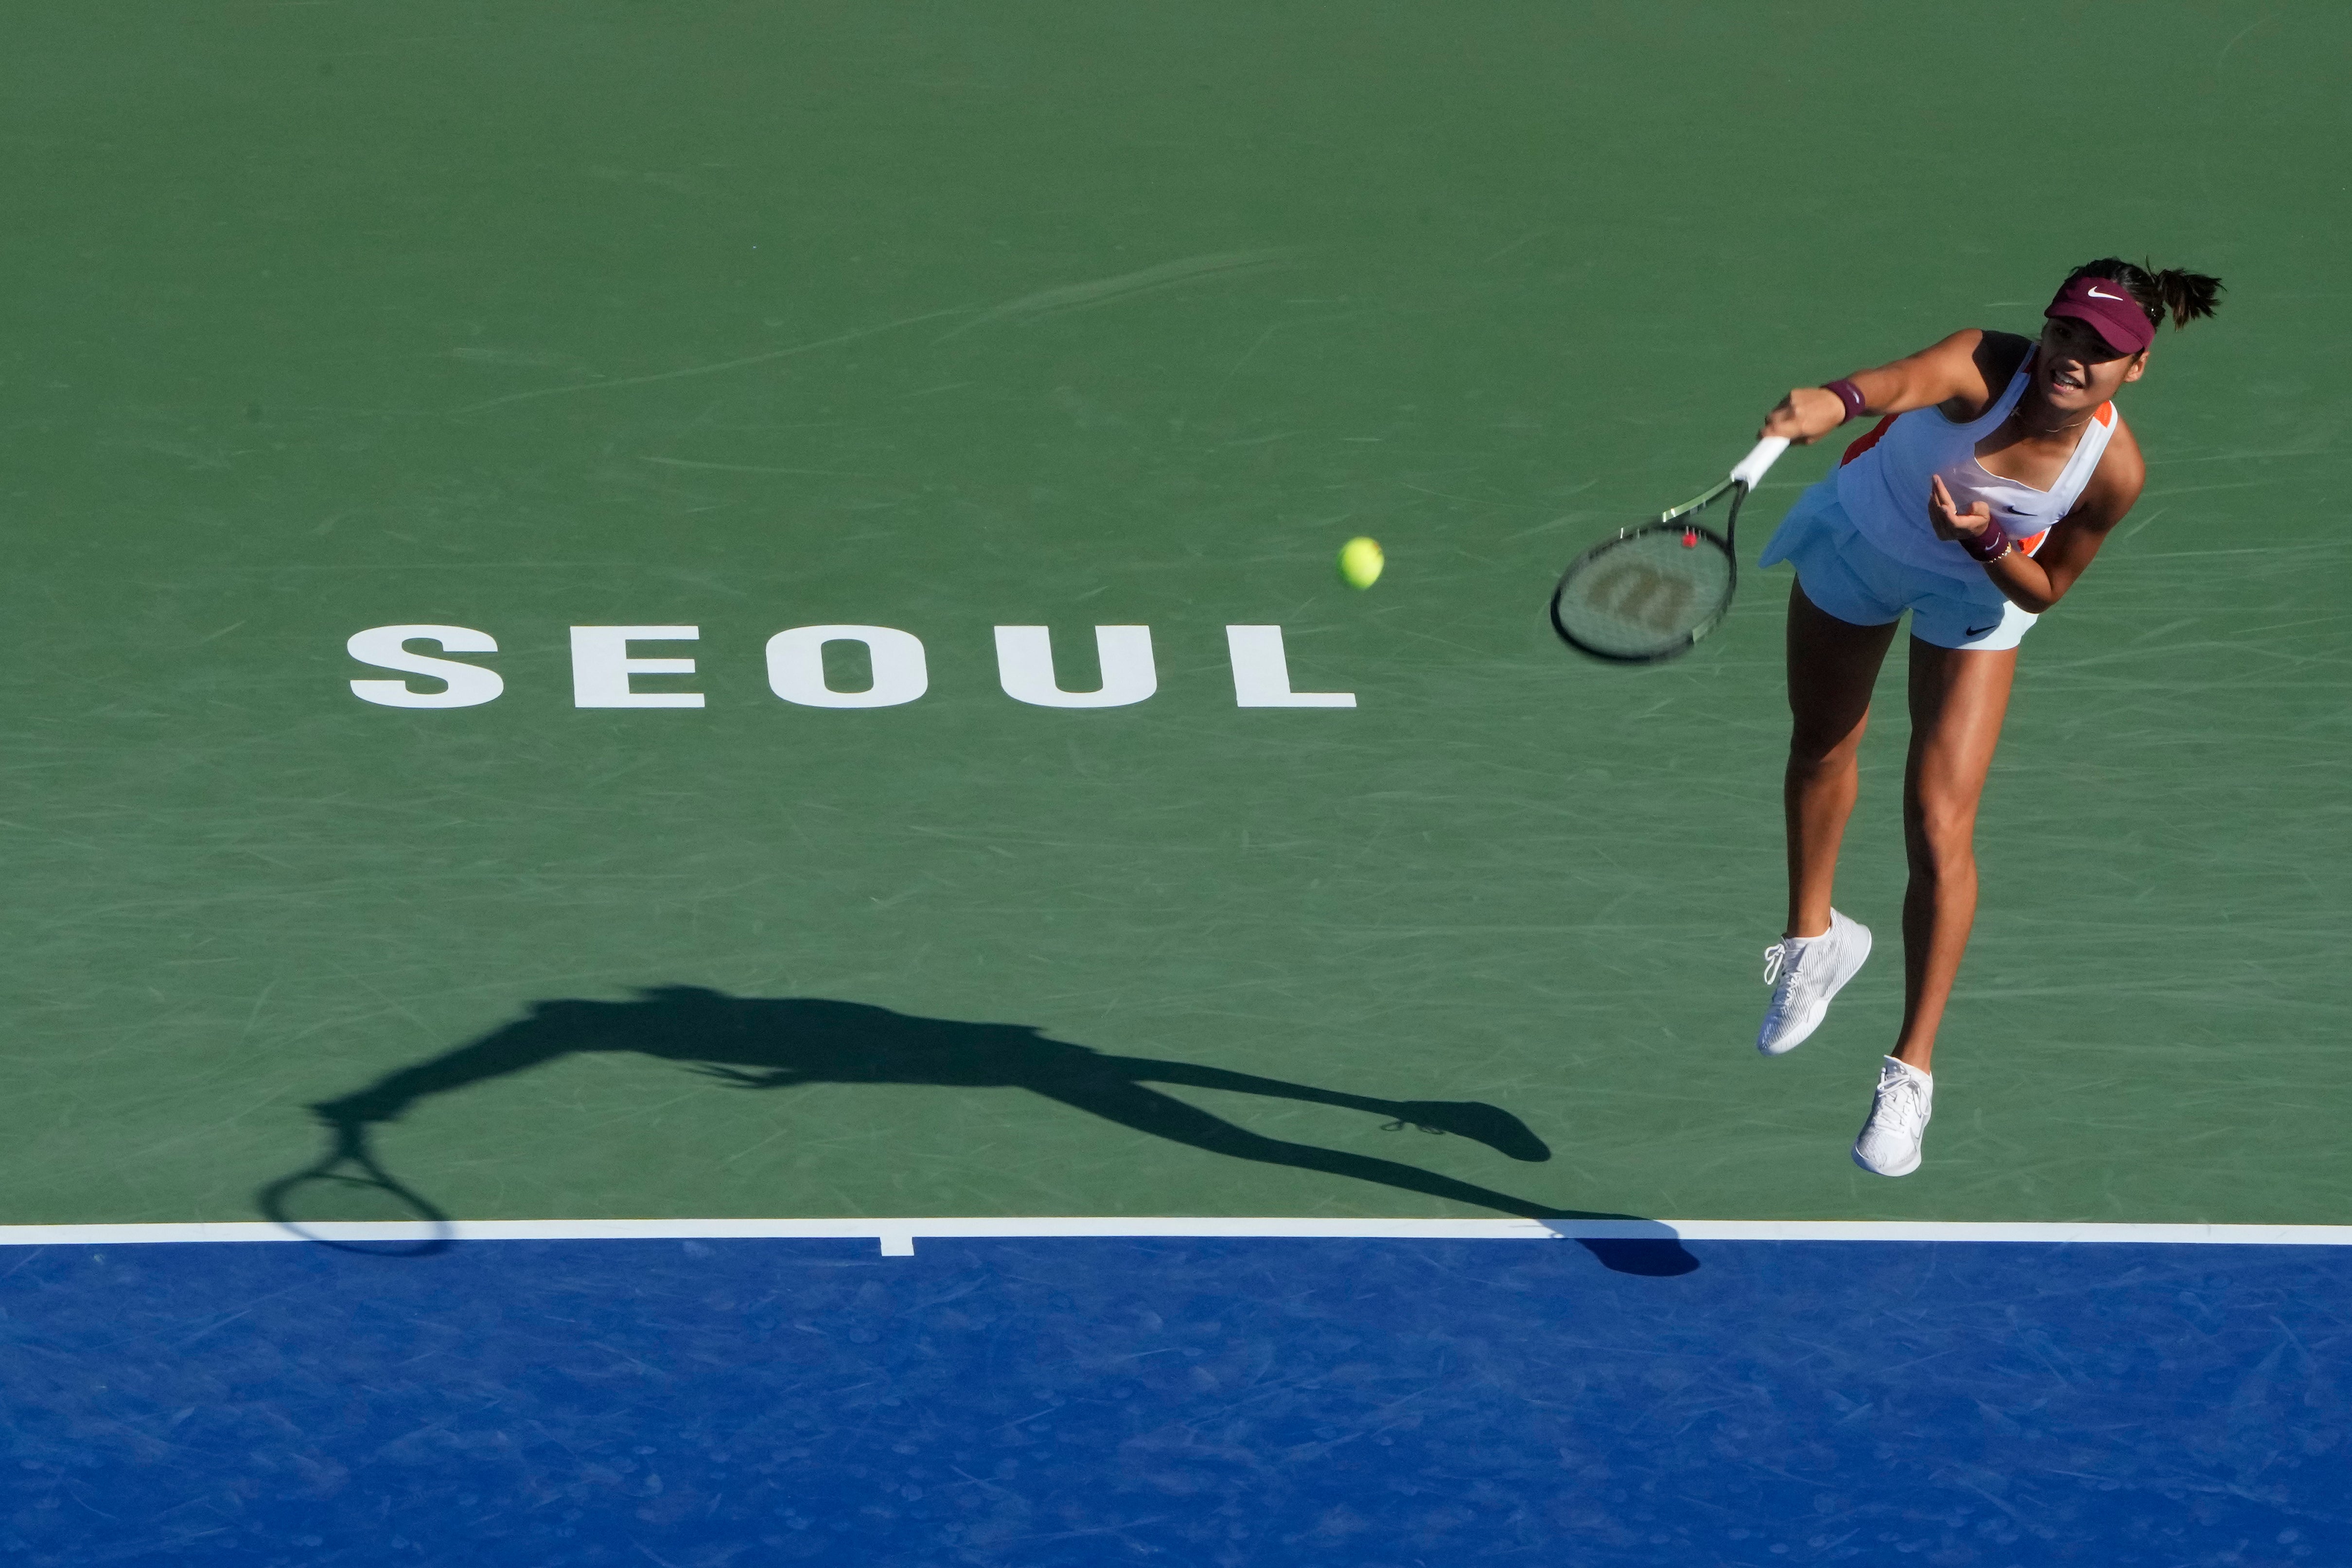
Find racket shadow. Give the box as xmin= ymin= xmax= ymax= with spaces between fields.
xmin=258 ymin=1117 xmax=456 ymax=1256
xmin=258 ymin=987 xmax=1696 ymax=1277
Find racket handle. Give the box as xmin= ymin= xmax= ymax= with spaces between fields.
xmin=1730 ymin=436 xmax=1790 ymax=490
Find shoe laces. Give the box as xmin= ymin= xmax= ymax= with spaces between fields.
xmin=1874 ymin=1072 xmax=1929 ymax=1138
xmin=1761 ymin=938 xmax=1804 ymax=987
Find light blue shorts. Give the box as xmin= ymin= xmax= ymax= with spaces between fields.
xmin=1759 ymin=482 xmax=2038 ymax=652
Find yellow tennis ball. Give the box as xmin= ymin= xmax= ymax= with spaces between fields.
xmin=1337 ymin=536 xmax=1385 ymax=589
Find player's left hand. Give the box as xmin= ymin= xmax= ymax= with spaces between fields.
xmin=1928 ymin=475 xmax=1996 ymax=541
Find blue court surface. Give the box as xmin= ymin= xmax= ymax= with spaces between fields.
xmin=5 ymin=1229 xmax=2345 ymax=1566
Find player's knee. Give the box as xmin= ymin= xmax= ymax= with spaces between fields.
xmin=1788 ymin=722 xmax=1864 ymax=770
xmin=1904 ymin=798 xmax=1980 ymax=868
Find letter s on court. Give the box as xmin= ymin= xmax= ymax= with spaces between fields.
xmin=347 ymin=625 xmax=504 ymax=709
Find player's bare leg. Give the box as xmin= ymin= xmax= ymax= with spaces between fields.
xmin=1889 ymin=637 xmax=2019 ymax=1073
xmin=1757 ymin=581 xmax=1897 ymax=1057
xmin=1782 ymin=581 xmax=1899 ymax=939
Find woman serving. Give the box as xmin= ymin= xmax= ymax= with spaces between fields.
xmin=1750 ymin=258 xmax=2221 ymax=1177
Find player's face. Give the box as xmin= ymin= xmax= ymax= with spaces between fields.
xmin=2036 ymin=315 xmax=2146 ymax=412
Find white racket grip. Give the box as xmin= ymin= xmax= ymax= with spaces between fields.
xmin=1729 ymin=436 xmax=1790 ymax=490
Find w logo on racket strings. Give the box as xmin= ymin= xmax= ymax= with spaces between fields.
xmin=1581 ymin=561 xmax=1698 ymax=634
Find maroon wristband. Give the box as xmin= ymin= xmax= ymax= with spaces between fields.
xmin=1824 ymin=378 xmax=1867 ymax=423
xmin=1960 ymin=527 xmax=2014 ymax=564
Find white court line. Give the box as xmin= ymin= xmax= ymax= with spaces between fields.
xmin=1 ymin=1216 xmax=2347 ymax=1256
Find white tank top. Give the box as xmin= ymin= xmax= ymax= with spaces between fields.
xmin=1834 ymin=348 xmax=2120 ymax=582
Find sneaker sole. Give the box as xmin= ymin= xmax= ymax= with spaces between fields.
xmin=1757 ymin=996 xmax=1828 ymax=1057
xmin=1852 ymin=1142 xmax=1922 ymax=1178
xmin=1755 ymin=922 xmax=1874 ymax=1057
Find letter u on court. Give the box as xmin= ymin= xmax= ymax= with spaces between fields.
xmin=993 ymin=625 xmax=1157 ymax=708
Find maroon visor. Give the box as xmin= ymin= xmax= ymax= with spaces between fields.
xmin=2045 ymin=275 xmax=2155 ymax=356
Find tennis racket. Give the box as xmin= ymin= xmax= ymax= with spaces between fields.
xmin=1548 ymin=436 xmax=1788 ymax=662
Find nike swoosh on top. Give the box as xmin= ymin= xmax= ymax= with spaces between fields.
xmin=2086 ymin=286 xmax=2124 ymax=300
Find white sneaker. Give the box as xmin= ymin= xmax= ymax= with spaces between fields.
xmin=1852 ymin=1056 xmax=1934 ymax=1177
xmin=1755 ymin=909 xmax=1872 ymax=1056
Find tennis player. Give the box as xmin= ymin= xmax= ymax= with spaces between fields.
xmin=1748 ymin=259 xmax=2221 ymax=1176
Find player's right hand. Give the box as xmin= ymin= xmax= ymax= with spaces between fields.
xmin=1927 ymin=475 xmax=1996 ymax=542
xmin=1760 ymin=386 xmax=1848 ymax=445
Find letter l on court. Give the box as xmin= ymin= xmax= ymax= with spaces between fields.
xmin=1225 ymin=625 xmax=1355 ymax=708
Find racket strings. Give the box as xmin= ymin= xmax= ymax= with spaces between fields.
xmin=1552 ymin=487 xmax=1739 ymax=660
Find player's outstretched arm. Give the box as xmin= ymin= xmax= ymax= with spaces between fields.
xmin=1759 ymin=330 xmax=2027 ymax=445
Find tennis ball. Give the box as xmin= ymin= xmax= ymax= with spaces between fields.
xmin=1337 ymin=536 xmax=1385 ymax=589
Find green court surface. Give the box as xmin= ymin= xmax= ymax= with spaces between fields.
xmin=5 ymin=1 xmax=2346 ymax=1232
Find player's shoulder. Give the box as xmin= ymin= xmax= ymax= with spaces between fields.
xmin=1916 ymin=326 xmax=2031 ymax=351
xmin=1914 ymin=329 xmax=2032 ymax=416
xmin=1967 ymin=329 xmax=2035 ymax=383
xmin=2085 ymin=408 xmax=2146 ymax=517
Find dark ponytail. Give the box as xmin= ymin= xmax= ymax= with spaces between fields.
xmin=2065 ymin=257 xmax=2224 ymax=331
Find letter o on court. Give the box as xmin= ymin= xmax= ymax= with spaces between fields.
xmin=347 ymin=625 xmax=503 ymax=709
xmin=765 ymin=625 xmax=929 ymax=708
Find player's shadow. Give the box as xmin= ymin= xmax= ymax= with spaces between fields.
xmin=263 ymin=986 xmax=1697 ymax=1277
